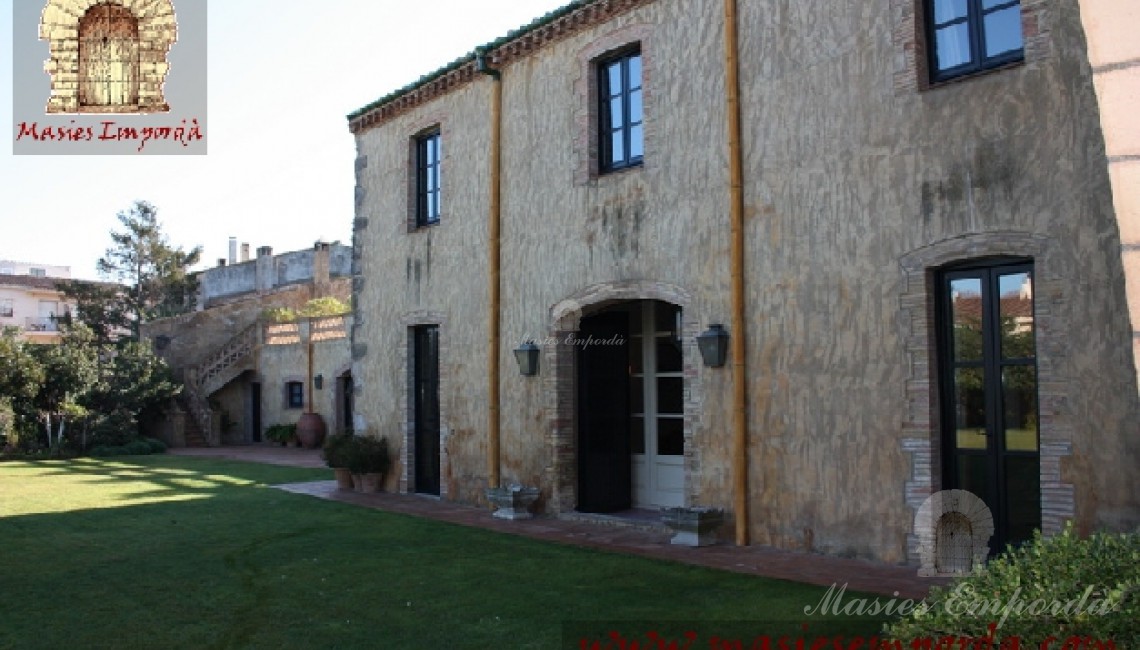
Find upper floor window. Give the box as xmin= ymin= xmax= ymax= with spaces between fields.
xmin=599 ymin=49 xmax=643 ymax=172
xmin=29 ymin=268 xmax=46 ymax=277
xmin=0 ymin=299 xmax=12 ymax=318
xmin=928 ymin=0 xmax=1023 ymax=82
xmin=415 ymin=129 xmax=441 ymax=227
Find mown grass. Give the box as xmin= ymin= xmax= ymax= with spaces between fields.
xmin=0 ymin=456 xmax=895 ymax=649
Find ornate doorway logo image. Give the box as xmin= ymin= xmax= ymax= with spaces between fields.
xmin=914 ymin=489 xmax=994 ymax=577
xmin=12 ymin=0 xmax=207 ymax=154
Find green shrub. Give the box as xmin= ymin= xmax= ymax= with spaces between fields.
xmin=885 ymin=524 xmax=1139 ymax=647
xmin=347 ymin=436 xmax=390 ymax=475
xmin=322 ymin=432 xmax=355 ymax=469
xmin=90 ymin=445 xmax=127 ymax=457
xmin=89 ymin=409 xmax=138 ymax=448
xmin=123 ymin=439 xmax=153 ymax=455
xmin=143 ymin=437 xmax=167 ymax=453
xmin=264 ymin=424 xmax=296 ymax=445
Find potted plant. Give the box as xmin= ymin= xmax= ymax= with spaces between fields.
xmin=265 ymin=424 xmax=296 ymax=447
xmin=322 ymin=432 xmax=355 ymax=491
xmin=348 ymin=435 xmax=390 ymax=493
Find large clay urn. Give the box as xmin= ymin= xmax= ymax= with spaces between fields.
xmin=296 ymin=412 xmax=327 ymax=449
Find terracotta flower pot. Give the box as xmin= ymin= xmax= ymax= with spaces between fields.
xmin=333 ymin=467 xmax=354 ymax=491
xmin=354 ymin=472 xmax=383 ymax=493
xmin=296 ymin=412 xmax=327 ymax=449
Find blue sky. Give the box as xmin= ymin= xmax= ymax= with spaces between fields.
xmin=1 ymin=0 xmax=568 ymax=279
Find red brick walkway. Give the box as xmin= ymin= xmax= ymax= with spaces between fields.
xmin=171 ymin=445 xmax=948 ymax=599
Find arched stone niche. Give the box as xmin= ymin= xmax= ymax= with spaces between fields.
xmin=40 ymin=0 xmax=177 ymax=113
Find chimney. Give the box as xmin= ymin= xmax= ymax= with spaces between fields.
xmin=240 ymin=242 xmax=250 ymax=263
xmin=313 ymin=240 xmax=331 ymax=291
xmin=256 ymin=246 xmax=274 ymax=293
xmin=228 ymin=237 xmax=237 ymax=265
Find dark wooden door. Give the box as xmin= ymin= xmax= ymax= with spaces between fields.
xmin=413 ymin=326 xmax=441 ymax=495
xmin=577 ymin=310 xmax=631 ymax=513
xmin=250 ymin=383 xmax=262 ymax=443
xmin=78 ymin=3 xmax=140 ymax=108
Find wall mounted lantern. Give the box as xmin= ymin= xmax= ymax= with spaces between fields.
xmin=696 ymin=324 xmax=729 ymax=368
xmin=314 ymin=374 xmax=324 ymax=390
xmin=513 ymin=341 xmax=540 ymax=376
xmin=154 ymin=335 xmax=172 ymax=351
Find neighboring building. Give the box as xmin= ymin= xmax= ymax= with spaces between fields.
xmin=346 ymin=0 xmax=1140 ymax=565
xmin=0 ymin=261 xmax=76 ymax=344
xmin=142 ymin=242 xmax=353 ymax=447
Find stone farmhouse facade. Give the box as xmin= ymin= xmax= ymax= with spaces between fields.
xmin=143 ymin=242 xmax=353 ymax=448
xmin=347 ymin=0 xmax=1139 ymax=564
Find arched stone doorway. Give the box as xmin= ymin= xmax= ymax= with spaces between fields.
xmin=40 ymin=0 xmax=177 ymax=113
xmin=78 ymin=3 xmax=139 ymax=109
xmin=546 ymin=281 xmax=699 ymax=514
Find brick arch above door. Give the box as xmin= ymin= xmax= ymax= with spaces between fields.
xmin=896 ymin=231 xmax=1073 ymax=564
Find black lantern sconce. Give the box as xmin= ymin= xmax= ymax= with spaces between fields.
xmin=154 ymin=335 xmax=172 ymax=351
xmin=696 ymin=324 xmax=729 ymax=368
xmin=513 ymin=341 xmax=540 ymax=377
xmin=314 ymin=374 xmax=324 ymax=390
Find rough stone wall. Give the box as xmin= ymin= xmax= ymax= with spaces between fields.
xmin=351 ymin=0 xmax=1140 ymax=563
xmin=198 ymin=244 xmax=352 ymax=307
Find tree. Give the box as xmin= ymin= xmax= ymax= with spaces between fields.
xmin=56 ymin=280 xmax=131 ymax=347
xmin=0 ymin=328 xmax=46 ymax=445
xmin=96 ymin=201 xmax=202 ymax=338
xmin=29 ymin=325 xmax=99 ymax=449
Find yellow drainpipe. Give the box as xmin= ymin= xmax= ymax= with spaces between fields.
xmin=723 ymin=0 xmax=750 ymax=546
xmin=478 ymin=50 xmax=503 ymax=489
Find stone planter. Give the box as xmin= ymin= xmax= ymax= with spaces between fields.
xmin=354 ymin=472 xmax=383 ymax=493
xmin=485 ymin=485 xmax=540 ymax=520
xmin=661 ymin=507 xmax=724 ymax=547
xmin=333 ymin=467 xmax=354 ymax=491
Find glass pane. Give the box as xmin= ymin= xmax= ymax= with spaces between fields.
xmin=629 ymin=337 xmax=643 ymax=374
xmin=610 ymin=131 xmax=624 ymax=163
xmin=982 ymin=0 xmax=1015 ymax=8
xmin=610 ymin=100 xmax=624 ymax=129
xmin=984 ymin=6 xmax=1023 ymax=58
xmin=657 ymin=417 xmax=683 ymax=456
xmin=426 ymin=193 xmax=436 ymax=220
xmin=999 ymin=272 xmax=1034 ymax=359
xmin=630 ymin=124 xmax=644 ymax=159
xmin=629 ymin=88 xmax=643 ymax=123
xmin=607 ymin=62 xmax=622 ymax=94
xmin=656 ymin=338 xmax=682 ymax=373
xmin=956 ymin=453 xmax=989 ymax=505
xmin=627 ymin=54 xmax=641 ymax=89
xmin=935 ymin=23 xmax=972 ymax=71
xmin=1002 ymin=365 xmax=1037 ymax=451
xmin=1004 ymin=455 xmax=1041 ymax=545
xmin=630 ymin=376 xmax=644 ymax=414
xmin=657 ymin=377 xmax=683 ymax=415
xmin=630 ymin=416 xmax=645 ymax=454
xmin=950 ymin=278 xmax=983 ymax=361
xmin=654 ymin=302 xmax=678 ymax=333
xmin=933 ymin=0 xmax=968 ymax=23
xmin=954 ymin=367 xmax=987 ymax=449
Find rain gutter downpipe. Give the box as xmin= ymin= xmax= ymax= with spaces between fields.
xmin=476 ymin=47 xmax=503 ymax=490
xmin=724 ymin=0 xmax=751 ymax=546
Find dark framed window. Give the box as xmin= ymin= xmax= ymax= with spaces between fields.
xmin=0 ymin=299 xmax=12 ymax=318
xmin=927 ymin=0 xmax=1023 ymax=82
xmin=415 ymin=129 xmax=441 ymax=226
xmin=286 ymin=381 xmax=304 ymax=409
xmin=598 ymin=48 xmax=643 ymax=173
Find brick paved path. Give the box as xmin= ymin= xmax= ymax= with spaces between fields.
xmin=171 ymin=445 xmax=948 ymax=599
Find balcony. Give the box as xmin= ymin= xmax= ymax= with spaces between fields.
xmin=24 ymin=317 xmax=63 ymax=333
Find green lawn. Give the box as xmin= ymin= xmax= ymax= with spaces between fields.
xmin=0 ymin=456 xmax=895 ymax=649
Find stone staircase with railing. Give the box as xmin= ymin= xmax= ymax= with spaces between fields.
xmin=180 ymin=323 xmax=259 ymax=447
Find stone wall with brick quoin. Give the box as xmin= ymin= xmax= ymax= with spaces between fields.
xmin=349 ymin=0 xmax=1140 ymax=564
